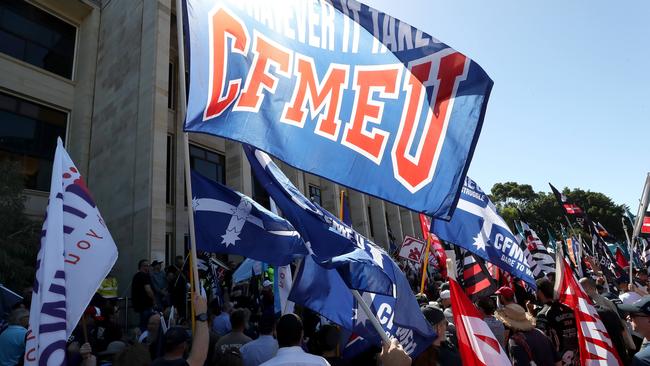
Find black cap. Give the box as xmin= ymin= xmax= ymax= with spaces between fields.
xmin=151 ymin=260 xmax=164 ymax=267
xmin=421 ymin=305 xmax=445 ymax=326
xmin=619 ymin=296 xmax=650 ymax=315
xmin=164 ymin=326 xmax=190 ymax=346
xmin=415 ymin=293 xmax=429 ymax=306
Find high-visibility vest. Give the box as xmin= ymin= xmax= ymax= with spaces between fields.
xmin=98 ymin=277 xmax=118 ymax=298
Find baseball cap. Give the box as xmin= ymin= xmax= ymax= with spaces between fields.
xmin=151 ymin=260 xmax=164 ymax=266
xmin=164 ymin=326 xmax=190 ymax=346
xmin=415 ymin=293 xmax=429 ymax=305
xmin=439 ymin=290 xmax=450 ymax=300
xmin=421 ymin=305 xmax=445 ymax=326
xmin=495 ymin=286 xmax=514 ymax=299
xmin=619 ymin=296 xmax=650 ymax=316
xmin=262 ymin=280 xmax=273 ymax=288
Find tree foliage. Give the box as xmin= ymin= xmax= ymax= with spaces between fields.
xmin=0 ymin=160 xmax=40 ymax=292
xmin=490 ymin=181 xmax=626 ymax=243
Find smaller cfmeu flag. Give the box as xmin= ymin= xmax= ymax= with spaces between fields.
xmin=191 ymin=170 xmax=307 ymax=265
xmin=554 ymin=256 xmax=622 ymax=365
xmin=449 ymin=278 xmax=510 ymax=366
xmin=26 ymin=139 xmax=118 ymax=365
xmin=455 ymin=248 xmax=497 ymax=301
xmin=245 ymin=145 xmax=393 ymax=295
xmin=419 ymin=213 xmax=431 ymax=240
xmin=434 ymin=177 xmax=536 ymax=289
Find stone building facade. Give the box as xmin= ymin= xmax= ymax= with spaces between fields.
xmin=0 ymin=0 xmax=423 ymax=294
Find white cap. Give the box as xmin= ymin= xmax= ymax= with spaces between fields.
xmin=439 ymin=290 xmax=451 ymax=300
xmin=262 ymin=280 xmax=273 ymax=288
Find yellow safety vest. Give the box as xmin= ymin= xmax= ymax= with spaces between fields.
xmin=98 ymin=277 xmax=118 ymax=298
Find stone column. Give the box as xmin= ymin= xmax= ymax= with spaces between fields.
xmin=349 ymin=189 xmax=370 ymax=237
xmin=368 ymin=197 xmax=389 ymax=250
xmin=385 ymin=203 xmax=403 ymax=247
xmin=399 ymin=207 xmax=416 ymax=238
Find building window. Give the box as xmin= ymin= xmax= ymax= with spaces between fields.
xmin=367 ymin=206 xmax=374 ymax=238
xmin=166 ymin=135 xmax=175 ymax=205
xmin=0 ymin=91 xmax=67 ymax=191
xmin=168 ymin=62 xmax=176 ymax=110
xmin=308 ymin=185 xmax=321 ymax=206
xmin=0 ymin=0 xmax=76 ymax=79
xmin=189 ymin=144 xmax=225 ymax=184
xmin=165 ymin=232 xmax=175 ymax=267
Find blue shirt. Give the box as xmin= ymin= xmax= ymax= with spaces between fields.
xmin=240 ymin=335 xmax=278 ymax=366
xmin=0 ymin=325 xmax=27 ymax=366
xmin=633 ymin=341 xmax=650 ymax=366
xmin=212 ymin=313 xmax=231 ymax=336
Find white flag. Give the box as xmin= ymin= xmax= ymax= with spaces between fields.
xmin=269 ymin=199 xmax=294 ymax=314
xmin=25 ymin=138 xmax=118 ymax=365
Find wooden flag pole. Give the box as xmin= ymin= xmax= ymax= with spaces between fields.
xmin=176 ymin=0 xmax=201 ymax=299
xmin=419 ymin=235 xmax=432 ymax=294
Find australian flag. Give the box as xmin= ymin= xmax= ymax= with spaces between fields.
xmin=244 ymin=145 xmax=393 ymax=295
xmin=433 ymin=177 xmax=536 ymax=289
xmin=191 ymin=170 xmax=308 ymax=265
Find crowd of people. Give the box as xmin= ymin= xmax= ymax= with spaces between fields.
xmin=4 ymin=254 xmax=650 ymax=366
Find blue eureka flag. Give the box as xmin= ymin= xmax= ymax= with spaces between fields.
xmin=244 ymin=145 xmax=393 ymax=295
xmin=191 ymin=171 xmax=307 ymax=265
xmin=433 ymin=177 xmax=536 ymax=289
xmin=183 ymin=0 xmax=492 ymax=219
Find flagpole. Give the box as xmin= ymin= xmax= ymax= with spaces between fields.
xmin=623 ymin=217 xmax=634 ymax=285
xmin=419 ymin=236 xmax=432 ymax=294
xmin=175 ymin=0 xmax=200 ymax=297
xmin=350 ymin=289 xmax=390 ymax=343
xmin=632 ymin=173 xmax=650 ymax=241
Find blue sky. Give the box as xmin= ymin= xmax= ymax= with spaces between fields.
xmin=364 ymin=0 xmax=650 ymax=210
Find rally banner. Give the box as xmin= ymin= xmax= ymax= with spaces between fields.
xmin=433 ymin=177 xmax=536 ymax=288
xmin=398 ymin=236 xmax=425 ymax=263
xmin=26 ymin=139 xmax=118 ymax=365
xmin=183 ymin=0 xmax=493 ymax=218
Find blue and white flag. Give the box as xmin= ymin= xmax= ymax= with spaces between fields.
xmin=290 ymin=255 xmax=435 ymax=357
xmin=433 ymin=177 xmax=536 ymax=288
xmin=191 ymin=171 xmax=308 ymax=265
xmin=26 ymin=139 xmax=118 ymax=365
xmin=245 ymin=145 xmax=392 ymax=295
xmin=183 ymin=0 xmax=493 ymax=219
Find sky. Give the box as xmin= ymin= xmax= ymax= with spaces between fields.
xmin=364 ymin=0 xmax=650 ymax=210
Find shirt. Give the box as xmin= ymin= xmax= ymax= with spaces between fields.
xmin=483 ymin=315 xmax=506 ymax=349
xmin=536 ymin=302 xmax=579 ymax=366
xmin=620 ymin=291 xmax=643 ymax=305
xmin=508 ymin=328 xmax=559 ymax=366
xmin=151 ymin=357 xmax=189 ymax=366
xmin=214 ymin=331 xmax=252 ymax=354
xmin=98 ymin=277 xmax=118 ymax=298
xmin=0 ymin=325 xmax=27 ymax=366
xmin=212 ymin=313 xmax=231 ymax=336
xmin=634 ymin=341 xmax=650 ymax=366
xmin=240 ymin=335 xmax=278 ymax=366
xmin=132 ymin=271 xmax=153 ymax=312
xmin=260 ymin=346 xmax=330 ymax=366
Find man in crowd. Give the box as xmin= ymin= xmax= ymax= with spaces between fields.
xmin=240 ymin=313 xmax=278 ymax=366
xmin=496 ymin=286 xmax=516 ymax=307
xmin=132 ymin=259 xmax=156 ymax=330
xmin=152 ymin=293 xmax=208 ymax=366
xmin=535 ymin=278 xmax=579 ymax=366
xmin=212 ymin=301 xmax=233 ymax=336
xmin=214 ymin=308 xmax=252 ymax=355
xmin=0 ymin=308 xmax=29 ymax=365
xmin=620 ymin=296 xmax=650 ymax=365
xmin=413 ymin=305 xmax=461 ymax=366
xmin=150 ymin=260 xmax=168 ymax=308
xmin=260 ymin=313 xmax=329 ymax=365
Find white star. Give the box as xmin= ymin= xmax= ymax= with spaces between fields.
xmin=191 ymin=197 xmax=200 ymax=211
xmin=472 ymin=233 xmax=487 ymax=251
xmin=221 ymin=228 xmax=240 ymax=247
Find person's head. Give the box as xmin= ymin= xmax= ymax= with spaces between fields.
xmin=8 ymin=308 xmax=29 ymax=328
xmin=230 ymin=308 xmax=247 ymax=332
xmin=276 ymin=313 xmax=303 ymax=348
xmin=175 ymin=255 xmax=185 ymax=269
xmin=259 ymin=313 xmax=276 ymax=336
xmin=536 ymin=278 xmax=554 ymax=304
xmin=165 ymin=266 xmax=178 ymax=281
xmin=151 ymin=260 xmax=163 ymax=272
xmin=637 ymin=269 xmax=648 ymax=283
xmin=163 ymin=326 xmax=191 ymax=356
xmin=620 ymin=296 xmax=650 ymax=339
xmin=113 ymin=343 xmax=151 ymax=366
xmin=476 ymin=297 xmax=497 ymax=316
xmin=316 ymin=324 xmax=340 ymax=356
xmin=421 ymin=306 xmax=447 ymax=346
xmin=221 ymin=301 xmax=233 ymax=314
xmin=494 ymin=304 xmax=535 ymax=332
xmin=147 ymin=313 xmax=161 ymax=337
xmin=138 ymin=259 xmax=150 ymax=274
xmin=415 ymin=293 xmax=429 ymax=306
xmin=439 ymin=290 xmax=451 ymax=308
xmin=495 ymin=286 xmax=515 ymax=306
xmin=579 ymin=277 xmax=598 ymax=299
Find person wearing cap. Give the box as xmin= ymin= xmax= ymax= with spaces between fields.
xmin=150 ymin=260 xmax=168 ymax=308
xmin=476 ymin=297 xmax=505 ymax=349
xmin=132 ymin=259 xmax=156 ymax=331
xmin=240 ymin=314 xmax=278 ymax=366
xmin=534 ymin=278 xmax=578 ymax=366
xmin=97 ymin=340 xmax=127 ymax=365
xmin=619 ymin=296 xmax=650 ymax=366
xmin=618 ymin=276 xmax=644 ymax=305
xmin=494 ymin=303 xmax=558 ymax=366
xmin=413 ymin=305 xmax=461 ymax=366
xmin=259 ymin=313 xmax=329 ymax=366
xmin=152 ymin=293 xmax=208 ymax=366
xmin=438 ymin=290 xmax=451 ymax=310
xmin=495 ymin=286 xmax=516 ymax=308
xmin=214 ymin=308 xmax=252 ymax=355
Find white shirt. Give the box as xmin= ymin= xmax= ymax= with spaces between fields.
xmin=240 ymin=335 xmax=278 ymax=366
xmin=259 ymin=346 xmax=330 ymax=366
xmin=620 ymin=291 xmax=642 ymax=305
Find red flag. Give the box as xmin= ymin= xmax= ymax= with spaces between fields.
xmin=429 ymin=234 xmax=448 ymax=279
xmin=554 ymin=256 xmax=622 ymax=365
xmin=615 ymin=247 xmax=629 ymax=269
xmin=449 ymin=278 xmax=510 ymax=366
xmin=418 ymin=213 xmax=431 ymax=241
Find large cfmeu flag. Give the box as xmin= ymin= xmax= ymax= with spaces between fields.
xmin=244 ymin=145 xmax=392 ymax=295
xmin=183 ymin=0 xmax=493 ymax=219
xmin=25 ymin=139 xmax=118 ymax=365
xmin=554 ymin=256 xmax=622 ymax=365
xmin=433 ymin=177 xmax=536 ymax=288
xmin=449 ymin=278 xmax=510 ymax=366
xmin=191 ymin=170 xmax=307 ymax=265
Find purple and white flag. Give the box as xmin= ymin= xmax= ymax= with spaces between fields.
xmin=25 ymin=138 xmax=118 ymax=365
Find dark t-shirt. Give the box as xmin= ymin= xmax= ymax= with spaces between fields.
xmin=633 ymin=342 xmax=650 ymax=366
xmin=509 ymin=328 xmax=559 ymax=366
xmin=132 ymin=271 xmax=153 ymax=312
xmin=151 ymin=357 xmax=189 ymax=366
xmin=536 ymin=302 xmax=578 ymax=366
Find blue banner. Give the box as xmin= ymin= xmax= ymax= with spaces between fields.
xmin=433 ymin=177 xmax=536 ymax=288
xmin=191 ymin=171 xmax=308 ymax=265
xmin=184 ymin=0 xmax=493 ymax=219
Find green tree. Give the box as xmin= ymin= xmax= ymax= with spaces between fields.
xmin=0 ymin=160 xmax=40 ymax=292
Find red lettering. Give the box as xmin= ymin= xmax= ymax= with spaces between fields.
xmin=77 ymin=240 xmax=91 ymax=250
xmin=342 ymin=66 xmax=401 ymax=164
xmin=281 ymin=55 xmax=349 ymax=140
xmin=204 ymin=7 xmax=249 ymax=120
xmin=86 ymin=228 xmax=103 ymax=239
xmin=235 ymin=33 xmax=292 ymax=111
xmin=392 ymin=52 xmax=468 ymax=192
xmin=65 ymin=253 xmax=80 ymax=265
xmin=25 ymin=348 xmax=36 ymax=362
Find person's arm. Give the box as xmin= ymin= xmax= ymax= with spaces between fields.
xmin=187 ymin=293 xmax=209 ymax=366
xmin=144 ymin=284 xmax=155 ymax=302
xmin=79 ymin=342 xmax=97 ymax=366
xmin=378 ymin=339 xmax=411 ymax=366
